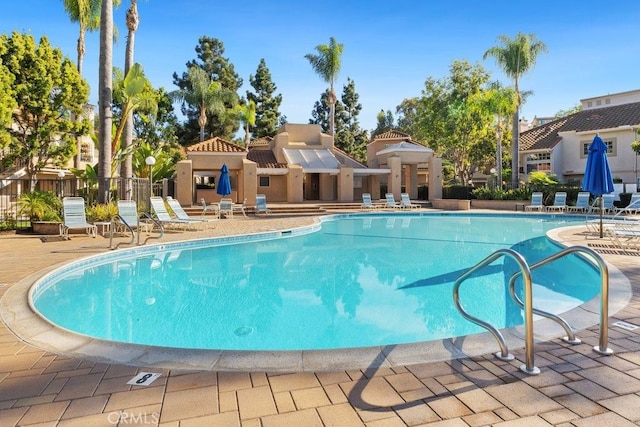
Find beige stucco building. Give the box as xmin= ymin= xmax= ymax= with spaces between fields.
xmin=175 ymin=124 xmax=442 ymax=207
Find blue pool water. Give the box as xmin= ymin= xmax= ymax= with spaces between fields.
xmin=31 ymin=213 xmax=600 ymax=351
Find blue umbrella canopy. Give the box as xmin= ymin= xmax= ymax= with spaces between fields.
xmin=582 ymin=135 xmax=614 ymax=196
xmin=216 ymin=163 xmax=232 ymax=197
xmin=582 ymin=135 xmax=614 ymax=238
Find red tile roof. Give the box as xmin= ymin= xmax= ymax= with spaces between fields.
xmin=246 ymin=149 xmax=287 ymax=169
xmin=520 ymin=101 xmax=640 ymax=151
xmin=372 ymin=130 xmax=411 ymax=140
xmin=248 ymin=136 xmax=273 ymax=147
xmin=186 ymin=137 xmax=246 ymax=153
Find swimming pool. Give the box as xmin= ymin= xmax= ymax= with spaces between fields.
xmin=30 ymin=213 xmax=601 ymax=352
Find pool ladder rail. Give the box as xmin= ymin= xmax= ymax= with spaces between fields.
xmin=453 ymin=245 xmax=612 ymax=376
xmin=108 ymin=213 xmax=164 ymax=250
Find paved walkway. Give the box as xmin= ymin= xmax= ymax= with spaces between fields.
xmin=1 ymin=212 xmax=640 ymax=426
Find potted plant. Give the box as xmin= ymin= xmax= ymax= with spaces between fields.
xmin=18 ymin=190 xmax=63 ymax=234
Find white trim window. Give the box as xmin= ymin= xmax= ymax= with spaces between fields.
xmin=526 ymin=152 xmax=551 ymax=173
xmin=581 ymin=137 xmax=616 ymax=158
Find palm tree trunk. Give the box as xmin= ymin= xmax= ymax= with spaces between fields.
xmin=511 ymin=109 xmax=519 ymax=188
xmin=120 ymin=0 xmax=138 ymax=199
xmin=74 ymin=27 xmax=86 ymax=169
xmin=98 ymin=0 xmax=113 ymax=204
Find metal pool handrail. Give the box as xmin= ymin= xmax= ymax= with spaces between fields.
xmin=453 ymin=248 xmax=540 ymax=375
xmin=509 ymin=245 xmax=612 ymax=355
xmin=109 ymin=213 xmax=164 ymax=250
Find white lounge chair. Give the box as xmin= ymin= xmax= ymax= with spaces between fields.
xmin=546 ymin=192 xmax=567 ymax=212
xmin=400 ymin=193 xmax=420 ymax=209
xmin=385 ymin=193 xmax=401 ymax=209
xmin=61 ymin=197 xmax=97 ymax=238
xmin=115 ymin=200 xmax=154 ymax=235
xmin=588 ymin=194 xmax=615 ymax=215
xmin=525 ymin=192 xmax=544 ymax=212
xmin=166 ymin=196 xmax=212 ymax=229
xmin=566 ymin=192 xmax=591 ymax=213
xmin=361 ymin=193 xmax=376 ymax=210
xmin=255 ymin=194 xmax=271 ymax=215
xmin=150 ymin=196 xmax=197 ymax=230
xmin=604 ymin=221 xmax=640 ymax=252
xmin=614 ymin=193 xmax=640 ymax=215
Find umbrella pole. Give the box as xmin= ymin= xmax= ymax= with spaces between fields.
xmin=599 ymin=195 xmax=604 ymax=239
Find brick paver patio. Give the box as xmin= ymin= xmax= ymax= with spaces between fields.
xmin=1 ymin=211 xmax=639 ymax=426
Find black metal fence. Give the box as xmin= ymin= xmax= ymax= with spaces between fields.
xmin=0 ymin=177 xmax=167 ymax=230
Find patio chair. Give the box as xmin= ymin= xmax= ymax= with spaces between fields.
xmin=524 ymin=192 xmax=544 ymax=212
xmin=219 ymin=198 xmax=234 ymax=218
xmin=566 ymin=192 xmax=591 ymax=213
xmin=61 ymin=197 xmax=97 ymax=238
xmin=588 ymin=194 xmax=615 ymax=215
xmin=166 ymin=196 xmax=213 ymax=229
xmin=200 ymin=198 xmax=220 ymax=219
xmin=115 ymin=200 xmax=154 ymax=235
xmin=385 ymin=193 xmax=401 ymax=209
xmin=604 ymin=221 xmax=640 ymax=253
xmin=546 ymin=192 xmax=567 ymax=212
xmin=235 ymin=198 xmax=248 ymax=218
xmin=150 ymin=196 xmax=197 ymax=230
xmin=400 ymin=193 xmax=420 ymax=209
xmin=614 ymin=193 xmax=640 ymax=215
xmin=361 ymin=193 xmax=376 ymax=210
xmin=255 ymin=194 xmax=271 ymax=215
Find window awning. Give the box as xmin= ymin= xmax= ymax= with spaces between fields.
xmin=282 ymin=148 xmax=340 ymax=173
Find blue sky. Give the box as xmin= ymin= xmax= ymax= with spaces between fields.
xmin=2 ymin=1 xmax=640 ymax=134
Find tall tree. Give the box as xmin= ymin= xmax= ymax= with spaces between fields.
xmin=247 ymin=58 xmax=282 ymax=138
xmin=120 ymin=0 xmax=139 ymax=184
xmin=98 ymin=0 xmax=113 ymax=203
xmin=62 ymin=0 xmax=99 ymax=169
xmin=1 ymin=32 xmax=89 ymax=180
xmin=171 ymin=66 xmax=237 ymax=142
xmin=335 ymin=78 xmax=367 ymax=161
xmin=233 ymin=99 xmax=256 ymax=146
xmin=0 ymin=43 xmax=15 ymax=148
xmin=414 ymin=60 xmax=492 ymax=184
xmin=371 ymin=110 xmax=395 ymax=138
xmin=395 ymin=98 xmax=419 ymax=136
xmin=470 ymin=81 xmax=518 ymax=186
xmin=172 ymin=36 xmax=242 ymax=143
xmin=483 ymin=32 xmax=547 ymax=187
xmin=62 ymin=0 xmax=103 ymax=76
xmin=305 ymin=37 xmax=344 ymax=138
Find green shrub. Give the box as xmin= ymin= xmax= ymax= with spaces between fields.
xmin=86 ymin=202 xmax=118 ymax=222
xmin=18 ymin=191 xmax=62 ymax=222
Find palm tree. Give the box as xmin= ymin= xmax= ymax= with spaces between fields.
xmin=483 ymin=32 xmax=547 ymax=187
xmin=305 ymin=37 xmax=344 ymax=138
xmin=97 ymin=0 xmax=113 ymax=203
xmin=473 ymin=82 xmax=518 ymax=187
xmin=120 ymin=0 xmax=139 ymax=191
xmin=234 ymin=100 xmax=256 ymax=147
xmin=170 ymin=66 xmax=238 ymax=142
xmin=62 ymin=0 xmax=102 ymax=76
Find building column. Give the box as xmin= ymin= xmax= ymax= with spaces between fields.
xmin=287 ymin=165 xmax=303 ymax=202
xmin=337 ymin=166 xmax=354 ymax=202
xmin=428 ymin=156 xmax=443 ymax=199
xmin=387 ymin=156 xmax=402 ymax=200
xmin=242 ymin=159 xmax=257 ymax=205
xmin=176 ymin=160 xmax=193 ymax=206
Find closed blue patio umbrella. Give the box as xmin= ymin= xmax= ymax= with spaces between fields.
xmin=582 ymin=135 xmax=614 ymax=238
xmin=217 ymin=163 xmax=232 ymax=198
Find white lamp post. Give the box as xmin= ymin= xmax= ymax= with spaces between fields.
xmin=145 ymin=156 xmax=156 ymax=197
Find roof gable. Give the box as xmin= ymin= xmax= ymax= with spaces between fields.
xmin=520 ymin=101 xmax=640 ymax=151
xmin=186 ymin=137 xmax=246 ymax=153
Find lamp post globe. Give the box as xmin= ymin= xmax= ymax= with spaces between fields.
xmin=145 ymin=156 xmax=156 ymax=196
